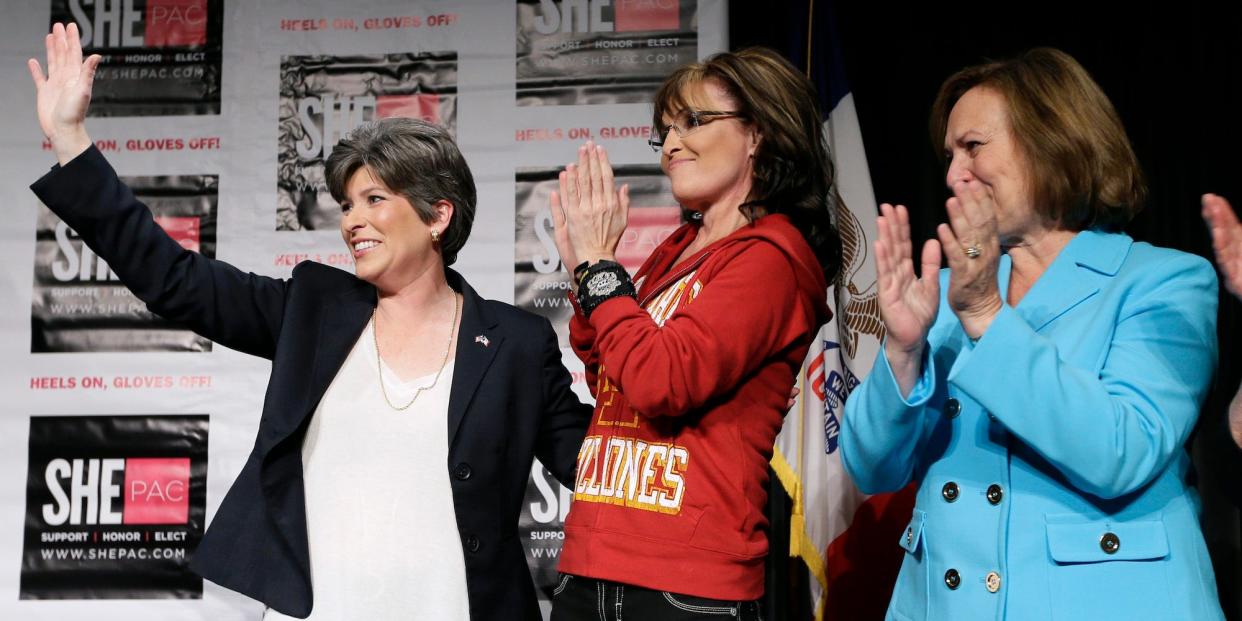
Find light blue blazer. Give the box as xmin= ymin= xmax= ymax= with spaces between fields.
xmin=841 ymin=230 xmax=1224 ymax=620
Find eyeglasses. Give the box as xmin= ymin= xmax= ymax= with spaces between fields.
xmin=648 ymin=109 xmax=746 ymax=152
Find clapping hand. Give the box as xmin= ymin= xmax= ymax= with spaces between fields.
xmin=936 ymin=180 xmax=1004 ymax=339
xmin=28 ymin=22 xmax=100 ymax=165
xmin=874 ymin=203 xmax=941 ymax=395
xmin=549 ymin=141 xmax=630 ymax=273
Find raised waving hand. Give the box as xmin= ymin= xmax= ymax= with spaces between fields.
xmin=28 ymin=22 xmax=100 ymax=164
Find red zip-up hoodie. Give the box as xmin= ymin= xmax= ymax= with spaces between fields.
xmin=558 ymin=213 xmax=831 ymax=600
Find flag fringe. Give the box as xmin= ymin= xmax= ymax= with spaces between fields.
xmin=771 ymin=446 xmax=829 ymax=621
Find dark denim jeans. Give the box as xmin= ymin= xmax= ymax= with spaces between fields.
xmin=550 ymin=574 xmax=764 ymax=621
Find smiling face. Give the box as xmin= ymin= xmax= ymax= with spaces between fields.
xmin=943 ymin=86 xmax=1041 ymax=242
xmin=338 ymin=166 xmax=451 ymax=292
xmin=658 ymin=78 xmax=760 ymax=214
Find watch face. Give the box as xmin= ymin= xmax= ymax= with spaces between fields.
xmin=586 ymin=271 xmax=622 ymax=297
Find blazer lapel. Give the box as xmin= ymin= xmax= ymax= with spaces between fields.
xmin=260 ymin=271 xmax=374 ymax=551
xmin=1011 ymin=230 xmax=1130 ymax=333
xmin=446 ymin=270 xmax=502 ymax=447
xmin=311 ymin=282 xmax=377 ymax=405
xmin=263 ymin=277 xmax=376 ymax=458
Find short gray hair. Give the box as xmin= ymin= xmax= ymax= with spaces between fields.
xmin=325 ymin=117 xmax=476 ymax=265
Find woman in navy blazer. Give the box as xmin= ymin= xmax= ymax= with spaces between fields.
xmin=841 ymin=48 xmax=1225 ymax=619
xmin=28 ymin=24 xmax=590 ymax=620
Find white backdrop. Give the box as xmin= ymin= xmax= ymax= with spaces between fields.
xmin=0 ymin=1 xmax=727 ymax=618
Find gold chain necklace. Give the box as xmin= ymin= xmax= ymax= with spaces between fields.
xmin=372 ymin=292 xmax=460 ymax=411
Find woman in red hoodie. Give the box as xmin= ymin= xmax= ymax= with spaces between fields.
xmin=548 ymin=47 xmax=841 ymax=620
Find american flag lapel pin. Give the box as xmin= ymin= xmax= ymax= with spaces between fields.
xmin=475 ymin=335 xmax=490 ymax=347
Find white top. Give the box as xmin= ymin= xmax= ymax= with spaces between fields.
xmin=264 ymin=322 xmax=469 ymax=620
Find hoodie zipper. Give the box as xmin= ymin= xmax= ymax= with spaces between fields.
xmin=637 ymin=249 xmax=715 ymax=308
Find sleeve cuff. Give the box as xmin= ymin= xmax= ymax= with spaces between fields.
xmin=30 ymin=145 xmax=110 ymax=206
xmin=874 ymin=339 xmax=937 ymax=407
xmin=948 ymin=304 xmax=1025 ymax=390
xmin=567 ymin=289 xmax=585 ymax=318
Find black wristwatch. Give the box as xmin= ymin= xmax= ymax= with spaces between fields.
xmin=576 ymin=260 xmax=636 ymax=317
xmin=573 ymin=260 xmax=592 ymax=286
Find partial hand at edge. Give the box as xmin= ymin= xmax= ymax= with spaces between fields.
xmin=1203 ymin=193 xmax=1242 ymax=299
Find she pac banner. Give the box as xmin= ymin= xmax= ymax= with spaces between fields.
xmin=0 ymin=1 xmax=727 ymax=619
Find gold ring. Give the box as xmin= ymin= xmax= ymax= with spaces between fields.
xmin=964 ymin=245 xmax=982 ymax=259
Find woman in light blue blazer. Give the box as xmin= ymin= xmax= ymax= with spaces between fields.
xmin=841 ymin=48 xmax=1225 ymax=620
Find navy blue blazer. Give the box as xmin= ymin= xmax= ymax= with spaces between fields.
xmin=32 ymin=147 xmax=591 ymax=619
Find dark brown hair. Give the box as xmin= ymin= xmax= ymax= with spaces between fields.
xmin=325 ymin=117 xmax=476 ymax=266
xmin=652 ymin=47 xmax=842 ymax=281
xmin=930 ymin=47 xmax=1146 ymax=232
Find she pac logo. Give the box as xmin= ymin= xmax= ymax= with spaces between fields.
xmin=276 ymin=53 xmax=458 ymax=231
xmin=31 ymin=175 xmax=217 ymax=353
xmin=516 ymin=0 xmax=698 ymax=106
xmin=42 ymin=457 xmax=190 ymax=526
xmin=21 ymin=415 xmax=208 ymax=600
xmin=50 ymin=0 xmax=223 ymax=116
xmin=531 ymin=0 xmax=680 ymax=33
xmin=65 ymin=0 xmax=209 ymax=48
